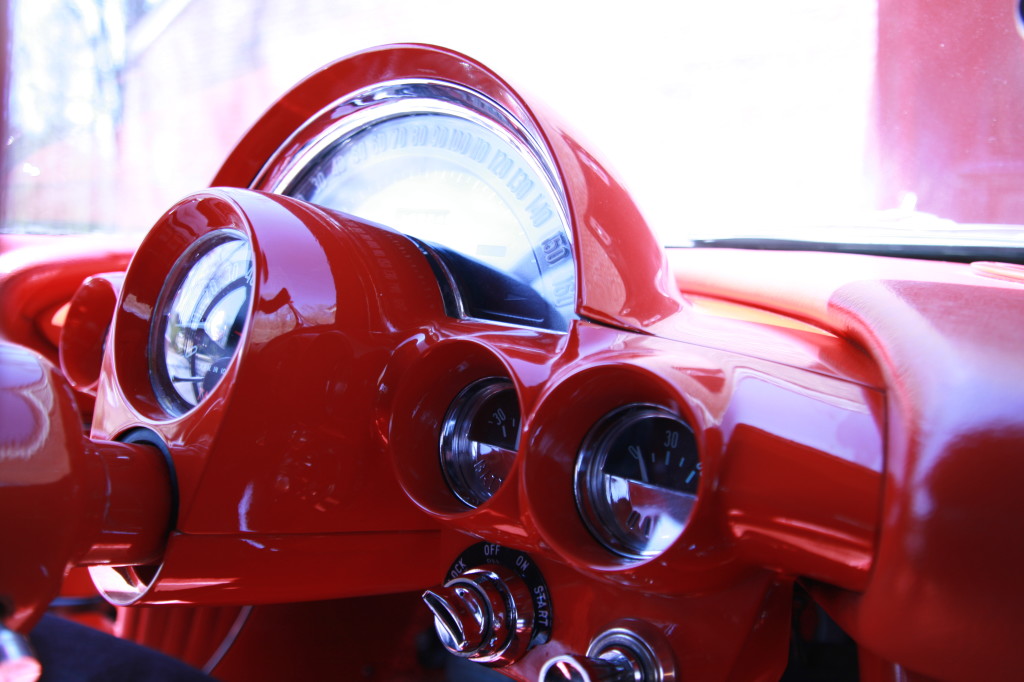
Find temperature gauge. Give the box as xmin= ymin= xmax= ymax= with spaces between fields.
xmin=575 ymin=405 xmax=701 ymax=559
xmin=440 ymin=378 xmax=521 ymax=508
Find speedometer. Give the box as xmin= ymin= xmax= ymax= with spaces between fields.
xmin=264 ymin=81 xmax=576 ymax=331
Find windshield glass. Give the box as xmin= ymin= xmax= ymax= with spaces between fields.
xmin=4 ymin=0 xmax=1023 ymax=255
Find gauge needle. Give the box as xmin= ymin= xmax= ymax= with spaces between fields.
xmin=628 ymin=446 xmax=649 ymax=483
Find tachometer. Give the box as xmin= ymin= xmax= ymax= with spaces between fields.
xmin=149 ymin=230 xmax=253 ymax=415
xmin=266 ymin=81 xmax=576 ymax=331
xmin=575 ymin=405 xmax=701 ymax=559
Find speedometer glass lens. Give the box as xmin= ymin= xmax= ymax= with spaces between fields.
xmin=575 ymin=405 xmax=702 ymax=559
xmin=150 ymin=230 xmax=253 ymax=415
xmin=274 ymin=84 xmax=576 ymax=331
xmin=440 ymin=378 xmax=521 ymax=508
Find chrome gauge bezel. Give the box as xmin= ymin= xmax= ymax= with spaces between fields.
xmin=261 ymin=79 xmax=565 ymax=211
xmin=440 ymin=377 xmax=521 ymax=508
xmin=256 ymin=79 xmax=577 ymax=332
xmin=148 ymin=229 xmax=253 ymax=416
xmin=575 ymin=404 xmax=702 ymax=560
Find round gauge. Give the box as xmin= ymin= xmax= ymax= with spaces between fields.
xmin=575 ymin=405 xmax=701 ymax=559
xmin=440 ymin=377 xmax=521 ymax=508
xmin=149 ymin=230 xmax=253 ymax=415
xmin=269 ymin=82 xmax=576 ymax=331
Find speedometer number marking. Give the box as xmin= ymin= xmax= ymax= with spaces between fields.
xmin=552 ymin=276 xmax=575 ymax=308
xmin=507 ymin=169 xmax=534 ymax=200
xmin=527 ymin=196 xmax=553 ymax=228
xmin=541 ymin=233 xmax=571 ymax=264
xmin=488 ymin=151 xmax=514 ymax=180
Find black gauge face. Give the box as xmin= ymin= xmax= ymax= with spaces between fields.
xmin=150 ymin=230 xmax=253 ymax=415
xmin=575 ymin=406 xmax=701 ymax=559
xmin=440 ymin=378 xmax=521 ymax=508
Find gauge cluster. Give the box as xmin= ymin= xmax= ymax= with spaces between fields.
xmin=0 ymin=33 xmax=1018 ymax=682
xmin=53 ymin=45 xmax=898 ymax=682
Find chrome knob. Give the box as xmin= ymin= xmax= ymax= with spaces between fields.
xmin=540 ymin=649 xmax=639 ymax=682
xmin=422 ymin=580 xmax=490 ymax=653
xmin=539 ymin=627 xmax=668 ymax=682
xmin=0 ymin=624 xmax=41 ymax=682
xmin=422 ymin=565 xmax=535 ymax=664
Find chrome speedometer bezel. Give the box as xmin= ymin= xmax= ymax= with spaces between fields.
xmin=253 ymin=79 xmax=577 ymax=332
xmin=257 ymin=79 xmax=566 ymax=212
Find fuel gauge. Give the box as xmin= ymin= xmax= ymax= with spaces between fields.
xmin=575 ymin=405 xmax=701 ymax=559
xmin=440 ymin=378 xmax=520 ymax=508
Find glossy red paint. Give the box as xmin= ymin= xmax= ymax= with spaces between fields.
xmin=59 ymin=272 xmax=123 ymax=398
xmin=65 ymin=184 xmax=882 ymax=679
xmin=0 ymin=343 xmax=171 ymax=631
xmin=0 ymin=41 xmax=1021 ymax=682
xmin=86 ymin=188 xmax=446 ymax=604
xmin=115 ymin=604 xmax=244 ymax=670
xmin=214 ymin=44 xmax=683 ymax=333
xmin=0 ymin=343 xmax=88 ymax=631
xmin=669 ymin=247 xmax=1024 ymax=681
xmin=54 ymin=271 xmax=125 ymax=422
xmin=0 ymin=235 xmax=135 ymax=367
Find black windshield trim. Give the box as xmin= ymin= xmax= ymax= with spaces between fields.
xmin=688 ymin=238 xmax=1024 ymax=265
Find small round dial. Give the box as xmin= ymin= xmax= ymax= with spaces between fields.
xmin=149 ymin=230 xmax=253 ymax=415
xmin=575 ymin=405 xmax=701 ymax=559
xmin=440 ymin=378 xmax=521 ymax=508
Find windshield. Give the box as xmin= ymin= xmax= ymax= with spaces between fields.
xmin=4 ymin=0 xmax=1024 ymax=257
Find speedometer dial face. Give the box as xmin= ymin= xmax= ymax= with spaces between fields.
xmin=274 ymin=86 xmax=576 ymax=331
xmin=575 ymin=405 xmax=701 ymax=559
xmin=150 ymin=230 xmax=253 ymax=415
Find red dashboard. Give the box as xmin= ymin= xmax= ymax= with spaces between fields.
xmin=1 ymin=43 xmax=1023 ymax=682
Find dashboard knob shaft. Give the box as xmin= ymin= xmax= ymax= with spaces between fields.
xmin=539 ymin=627 xmax=668 ymax=682
xmin=0 ymin=624 xmax=40 ymax=682
xmin=540 ymin=651 xmax=640 ymax=682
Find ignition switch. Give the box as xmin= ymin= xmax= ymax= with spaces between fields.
xmin=422 ymin=542 xmax=552 ymax=665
